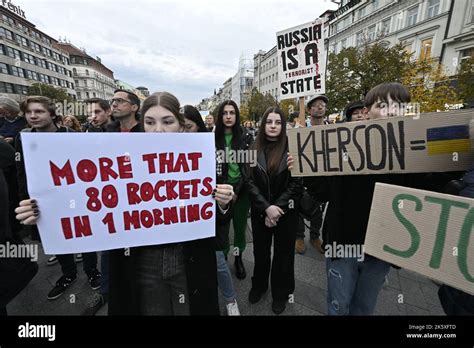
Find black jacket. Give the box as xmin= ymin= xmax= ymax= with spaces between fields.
xmin=246 ymin=148 xmax=303 ymax=215
xmin=304 ymin=172 xmax=462 ymax=247
xmin=216 ymin=126 xmax=253 ymax=196
xmin=105 ymin=120 xmax=141 ymax=133
xmin=109 ymin=207 xmax=233 ymax=316
xmin=0 ymin=140 xmax=15 ymax=242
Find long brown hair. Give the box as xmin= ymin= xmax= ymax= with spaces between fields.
xmin=252 ymin=107 xmax=287 ymax=176
xmin=140 ymin=92 xmax=185 ymax=130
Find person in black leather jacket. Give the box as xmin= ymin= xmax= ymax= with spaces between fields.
xmin=245 ymin=107 xmax=303 ymax=314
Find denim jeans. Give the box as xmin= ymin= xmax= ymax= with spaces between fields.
xmin=326 ymin=255 xmax=391 ymax=315
xmin=135 ymin=244 xmax=190 ymax=315
xmin=215 ymin=251 xmax=236 ymax=302
xmin=99 ymin=251 xmax=109 ymax=296
xmin=57 ymin=252 xmax=98 ymax=278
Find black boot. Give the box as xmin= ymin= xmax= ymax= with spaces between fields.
xmin=234 ymin=255 xmax=246 ymax=279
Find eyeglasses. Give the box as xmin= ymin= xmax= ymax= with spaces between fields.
xmin=109 ymin=98 xmax=132 ymax=105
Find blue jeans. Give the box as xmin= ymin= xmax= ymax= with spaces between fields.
xmin=326 ymin=255 xmax=391 ymax=315
xmin=216 ymin=251 xmax=236 ymax=302
xmin=100 ymin=251 xmax=109 ymax=296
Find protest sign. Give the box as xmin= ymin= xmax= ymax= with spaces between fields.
xmin=365 ymin=183 xmax=474 ymax=295
xmin=21 ymin=133 xmax=216 ymax=254
xmin=276 ymin=19 xmax=325 ymax=100
xmin=288 ymin=110 xmax=474 ymax=177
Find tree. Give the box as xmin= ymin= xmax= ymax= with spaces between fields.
xmin=326 ymin=41 xmax=413 ymax=114
xmin=279 ymin=98 xmax=298 ymax=118
xmin=27 ymin=83 xmax=72 ymax=103
xmin=246 ymin=88 xmax=277 ymax=122
xmin=239 ymin=103 xmax=250 ymax=122
xmin=402 ymin=58 xmax=461 ymax=112
xmin=457 ymin=58 xmax=474 ymax=104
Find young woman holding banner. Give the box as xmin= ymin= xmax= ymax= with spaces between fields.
xmin=15 ymin=92 xmax=236 ymax=316
xmin=245 ymin=107 xmax=303 ymax=314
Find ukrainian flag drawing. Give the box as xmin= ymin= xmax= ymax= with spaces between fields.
xmin=427 ymin=125 xmax=470 ymax=155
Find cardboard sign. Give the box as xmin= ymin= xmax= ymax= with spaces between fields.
xmin=276 ymin=19 xmax=325 ymax=100
xmin=288 ymin=110 xmax=474 ymax=177
xmin=365 ymin=183 xmax=474 ymax=295
xmin=21 ymin=133 xmax=216 ymax=254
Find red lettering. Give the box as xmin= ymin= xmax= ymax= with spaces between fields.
xmin=140 ymin=210 xmax=153 ymax=228
xmin=61 ymin=217 xmax=73 ymax=239
xmin=163 ymin=207 xmax=178 ymax=225
xmin=50 ymin=160 xmax=75 ymax=186
xmin=152 ymin=209 xmax=163 ymax=225
xmin=117 ymin=155 xmax=133 ymax=179
xmin=201 ymin=202 xmax=213 ymax=220
xmin=86 ymin=187 xmax=102 ymax=212
xmin=187 ymin=153 xmax=202 ymax=170
xmin=179 ymin=205 xmax=186 ymax=221
xmin=77 ymin=159 xmax=98 ymax=182
xmin=124 ymin=210 xmax=140 ymax=230
xmin=190 ymin=179 xmax=200 ymax=197
xmin=174 ymin=153 xmax=190 ymax=172
xmin=166 ymin=180 xmax=179 ymax=200
xmin=140 ymin=182 xmax=154 ymax=202
xmin=159 ymin=153 xmax=174 ymax=173
xmin=73 ymin=216 xmax=92 ymax=237
xmin=102 ymin=212 xmax=116 ymax=234
xmin=142 ymin=153 xmax=157 ymax=174
xmin=187 ymin=204 xmax=200 ymax=222
xmin=179 ymin=180 xmax=191 ymax=199
xmin=127 ymin=183 xmax=141 ymax=205
xmin=102 ymin=185 xmax=119 ymax=208
xmin=200 ymin=177 xmax=213 ymax=196
xmin=98 ymin=157 xmax=118 ymax=182
xmin=154 ymin=181 xmax=166 ymax=202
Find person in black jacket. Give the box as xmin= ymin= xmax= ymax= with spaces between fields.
xmin=15 ymin=96 xmax=102 ymax=302
xmin=214 ymin=100 xmax=253 ymax=280
xmin=84 ymin=98 xmax=114 ymax=132
xmin=246 ymin=107 xmax=303 ymax=314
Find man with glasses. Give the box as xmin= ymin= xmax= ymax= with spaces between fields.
xmin=107 ymin=89 xmax=141 ymax=132
xmin=82 ymin=90 xmax=141 ymax=316
xmin=295 ymin=95 xmax=329 ymax=255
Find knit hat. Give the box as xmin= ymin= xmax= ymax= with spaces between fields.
xmin=0 ymin=96 xmax=20 ymax=113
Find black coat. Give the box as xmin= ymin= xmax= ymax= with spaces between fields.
xmin=216 ymin=126 xmax=253 ymax=196
xmin=0 ymin=140 xmax=15 ymax=242
xmin=109 ymin=208 xmax=233 ymax=316
xmin=246 ymin=149 xmax=303 ymax=215
xmin=105 ymin=120 xmax=141 ymax=133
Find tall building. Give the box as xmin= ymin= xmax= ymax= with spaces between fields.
xmin=232 ymin=54 xmax=253 ymax=107
xmin=327 ymin=0 xmax=452 ymax=63
xmin=253 ymin=46 xmax=278 ymax=100
xmin=56 ymin=42 xmax=115 ymax=101
xmin=136 ymin=86 xmax=150 ymax=98
xmin=0 ymin=4 xmax=75 ymax=101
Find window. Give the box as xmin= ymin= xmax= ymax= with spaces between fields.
xmin=420 ymin=38 xmax=433 ymax=60
xmin=15 ymin=85 xmax=28 ymax=95
xmin=356 ymin=31 xmax=364 ymax=46
xmin=341 ymin=38 xmax=347 ymax=50
xmin=77 ymin=92 xmax=81 ymax=99
xmin=358 ymin=6 xmax=366 ymax=19
xmin=0 ymin=62 xmax=8 ymax=74
xmin=407 ymin=6 xmax=418 ymax=27
xmin=0 ymin=28 xmax=14 ymax=40
xmin=0 ymin=82 xmax=15 ymax=93
xmin=381 ymin=18 xmax=391 ymax=35
xmin=461 ymin=47 xmax=474 ymax=59
xmin=403 ymin=42 xmax=413 ymax=55
xmin=427 ymin=0 xmax=440 ymax=19
xmin=371 ymin=0 xmax=379 ymax=11
xmin=26 ymin=70 xmax=38 ymax=80
xmin=471 ymin=1 xmax=474 ymax=23
xmin=7 ymin=47 xmax=20 ymax=59
xmin=11 ymin=66 xmax=25 ymax=78
xmin=368 ymin=25 xmax=376 ymax=42
xmin=85 ymin=69 xmax=89 ymax=76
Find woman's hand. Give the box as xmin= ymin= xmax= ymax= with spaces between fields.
xmin=265 ymin=205 xmax=284 ymax=225
xmin=15 ymin=199 xmax=39 ymax=225
xmin=214 ymin=184 xmax=234 ymax=209
xmin=287 ymin=152 xmax=294 ymax=171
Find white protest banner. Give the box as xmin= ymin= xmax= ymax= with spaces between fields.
xmin=21 ymin=133 xmax=216 ymax=254
xmin=276 ymin=19 xmax=325 ymax=100
xmin=365 ymin=183 xmax=474 ymax=295
xmin=288 ymin=110 xmax=474 ymax=177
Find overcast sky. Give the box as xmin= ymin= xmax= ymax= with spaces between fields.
xmin=20 ymin=0 xmax=338 ymax=105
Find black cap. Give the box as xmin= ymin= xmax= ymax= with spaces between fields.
xmin=307 ymin=95 xmax=329 ymax=109
xmin=344 ymin=100 xmax=365 ymax=121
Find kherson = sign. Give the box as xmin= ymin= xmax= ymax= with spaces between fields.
xmin=287 ymin=110 xmax=474 ymax=176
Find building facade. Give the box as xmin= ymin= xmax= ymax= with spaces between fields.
xmin=0 ymin=5 xmax=75 ymax=101
xmin=253 ymin=46 xmax=279 ymax=100
xmin=232 ymin=55 xmax=253 ymax=107
xmin=327 ymin=0 xmax=452 ymax=64
xmin=57 ymin=42 xmax=115 ymax=101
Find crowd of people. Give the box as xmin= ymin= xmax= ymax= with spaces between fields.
xmin=1 ymin=81 xmax=473 ymax=316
